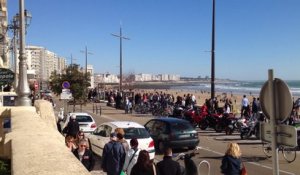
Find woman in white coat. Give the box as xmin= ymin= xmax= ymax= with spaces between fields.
xmin=123 ymin=138 xmax=140 ymax=175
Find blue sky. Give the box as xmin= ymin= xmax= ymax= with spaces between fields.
xmin=7 ymin=0 xmax=300 ymax=81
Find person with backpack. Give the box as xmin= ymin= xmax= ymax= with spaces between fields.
xmin=122 ymin=138 xmax=140 ymax=175
xmin=62 ymin=114 xmax=79 ymax=139
xmin=101 ymin=132 xmax=126 ymax=175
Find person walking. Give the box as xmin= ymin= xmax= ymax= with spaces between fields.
xmin=241 ymin=95 xmax=249 ymax=118
xmin=63 ymin=114 xmax=79 ymax=139
xmin=123 ymin=138 xmax=140 ymax=175
xmin=157 ymin=147 xmax=181 ymax=175
xmin=130 ymin=150 xmax=157 ymax=175
xmin=101 ymin=133 xmax=126 ymax=175
xmin=73 ymin=139 xmax=95 ymax=172
xmin=220 ymin=142 xmax=243 ymax=175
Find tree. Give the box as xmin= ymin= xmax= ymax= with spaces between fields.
xmin=49 ymin=64 xmax=90 ymax=104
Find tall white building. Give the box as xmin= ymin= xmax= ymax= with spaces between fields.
xmin=94 ymin=73 xmax=119 ymax=85
xmin=25 ymin=46 xmax=66 ymax=89
xmin=87 ymin=64 xmax=94 ymax=88
xmin=0 ymin=0 xmax=8 ymax=68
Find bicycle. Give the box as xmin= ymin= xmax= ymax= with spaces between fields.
xmin=262 ymin=142 xmax=297 ymax=163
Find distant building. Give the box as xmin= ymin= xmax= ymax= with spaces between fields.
xmin=94 ymin=73 xmax=119 ymax=86
xmin=134 ymin=73 xmax=180 ymax=82
xmin=26 ymin=46 xmax=66 ymax=89
xmin=87 ymin=65 xmax=94 ymax=88
xmin=0 ymin=0 xmax=8 ymax=68
xmin=168 ymin=74 xmax=180 ymax=81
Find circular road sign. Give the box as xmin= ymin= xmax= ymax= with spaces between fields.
xmin=259 ymin=78 xmax=293 ymax=121
xmin=62 ymin=81 xmax=70 ymax=89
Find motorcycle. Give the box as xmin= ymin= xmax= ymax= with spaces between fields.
xmin=199 ymin=112 xmax=222 ymax=130
xmin=175 ymin=147 xmax=201 ymax=175
xmin=214 ymin=113 xmax=237 ymax=135
xmin=240 ymin=118 xmax=260 ymax=139
xmin=183 ymin=106 xmax=205 ymax=128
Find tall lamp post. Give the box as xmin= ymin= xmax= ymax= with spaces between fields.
xmin=80 ymin=46 xmax=92 ymax=100
xmin=7 ymin=14 xmax=20 ymax=90
xmin=16 ymin=0 xmax=32 ymax=106
xmin=211 ymin=0 xmax=216 ymax=100
xmin=111 ymin=26 xmax=130 ymax=91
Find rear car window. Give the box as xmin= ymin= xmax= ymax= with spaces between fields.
xmin=170 ymin=121 xmax=194 ymax=133
xmin=76 ymin=115 xmax=93 ymax=122
xmin=124 ymin=128 xmax=150 ymax=139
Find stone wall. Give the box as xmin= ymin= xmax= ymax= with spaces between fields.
xmin=0 ymin=100 xmax=91 ymax=175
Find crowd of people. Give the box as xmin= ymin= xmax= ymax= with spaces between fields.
xmin=61 ymin=113 xmax=247 ymax=174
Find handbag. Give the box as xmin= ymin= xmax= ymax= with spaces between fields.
xmin=241 ymin=162 xmax=247 ymax=175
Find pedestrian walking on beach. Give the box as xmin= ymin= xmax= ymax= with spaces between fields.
xmin=101 ymin=133 xmax=126 ymax=175
xmin=123 ymin=138 xmax=140 ymax=175
xmin=63 ymin=114 xmax=79 ymax=139
xmin=220 ymin=142 xmax=244 ymax=175
xmin=73 ymin=139 xmax=95 ymax=171
xmin=157 ymin=147 xmax=181 ymax=175
xmin=130 ymin=150 xmax=157 ymax=175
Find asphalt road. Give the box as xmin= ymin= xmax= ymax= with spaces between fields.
xmin=54 ymin=99 xmax=300 ymax=175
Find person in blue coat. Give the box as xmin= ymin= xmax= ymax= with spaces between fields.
xmin=220 ymin=142 xmax=243 ymax=175
xmin=101 ymin=132 xmax=126 ymax=175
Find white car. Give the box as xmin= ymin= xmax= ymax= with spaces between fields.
xmin=86 ymin=121 xmax=155 ymax=159
xmin=61 ymin=112 xmax=97 ymax=134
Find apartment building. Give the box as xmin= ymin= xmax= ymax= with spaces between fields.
xmin=0 ymin=0 xmax=8 ymax=68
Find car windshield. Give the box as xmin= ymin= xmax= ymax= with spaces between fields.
xmin=75 ymin=115 xmax=93 ymax=122
xmin=123 ymin=128 xmax=150 ymax=139
xmin=170 ymin=121 xmax=194 ymax=132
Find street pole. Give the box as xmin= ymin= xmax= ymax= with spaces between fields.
xmin=80 ymin=46 xmax=92 ymax=100
xmin=268 ymin=70 xmax=279 ymax=175
xmin=211 ymin=0 xmax=215 ymax=100
xmin=111 ymin=26 xmax=130 ymax=91
xmin=13 ymin=16 xmax=19 ymax=91
xmin=16 ymin=0 xmax=31 ymax=106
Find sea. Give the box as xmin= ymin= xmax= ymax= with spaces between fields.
xmin=170 ymin=80 xmax=300 ymax=98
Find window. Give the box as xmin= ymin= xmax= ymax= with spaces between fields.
xmin=75 ymin=115 xmax=93 ymax=122
xmin=123 ymin=128 xmax=150 ymax=139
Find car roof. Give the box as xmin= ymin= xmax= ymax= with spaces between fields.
xmin=149 ymin=117 xmax=189 ymax=123
xmin=106 ymin=121 xmax=144 ymax=128
xmin=69 ymin=112 xmax=90 ymax=116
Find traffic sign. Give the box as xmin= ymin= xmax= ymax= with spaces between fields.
xmin=261 ymin=123 xmax=298 ymax=147
xmin=259 ymin=78 xmax=293 ymax=121
xmin=62 ymin=81 xmax=70 ymax=89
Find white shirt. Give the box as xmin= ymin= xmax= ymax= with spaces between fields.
xmin=242 ymin=97 xmax=249 ymax=107
xmin=123 ymin=148 xmax=140 ymax=175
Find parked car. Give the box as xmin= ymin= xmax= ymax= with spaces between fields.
xmin=144 ymin=118 xmax=199 ymax=152
xmin=60 ymin=112 xmax=97 ymax=134
xmin=86 ymin=121 xmax=155 ymax=159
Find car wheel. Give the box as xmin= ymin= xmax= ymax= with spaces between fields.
xmin=215 ymin=123 xmax=223 ymax=133
xmin=188 ymin=146 xmax=196 ymax=150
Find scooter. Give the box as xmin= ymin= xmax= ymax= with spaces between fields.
xmin=176 ymin=147 xmax=201 ymax=175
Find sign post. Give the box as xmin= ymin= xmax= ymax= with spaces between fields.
xmin=260 ymin=69 xmax=293 ymax=175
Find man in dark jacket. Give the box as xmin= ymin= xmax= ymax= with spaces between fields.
xmin=73 ymin=139 xmax=95 ymax=171
xmin=63 ymin=114 xmax=80 ymax=138
xmin=157 ymin=147 xmax=181 ymax=175
xmin=101 ymin=132 xmax=126 ymax=175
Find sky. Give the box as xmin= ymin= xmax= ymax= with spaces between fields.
xmin=7 ymin=0 xmax=300 ymax=81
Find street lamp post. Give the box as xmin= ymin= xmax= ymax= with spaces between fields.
xmin=211 ymin=0 xmax=216 ymax=100
xmin=7 ymin=14 xmax=20 ymax=90
xmin=111 ymin=26 xmax=130 ymax=91
xmin=80 ymin=46 xmax=92 ymax=100
xmin=16 ymin=0 xmax=32 ymax=106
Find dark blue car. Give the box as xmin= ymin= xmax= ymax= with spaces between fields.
xmin=144 ymin=118 xmax=199 ymax=151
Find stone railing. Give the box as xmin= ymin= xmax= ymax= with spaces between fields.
xmin=0 ymin=100 xmax=91 ymax=175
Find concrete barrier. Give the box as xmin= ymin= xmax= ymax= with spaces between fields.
xmin=0 ymin=100 xmax=91 ymax=175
